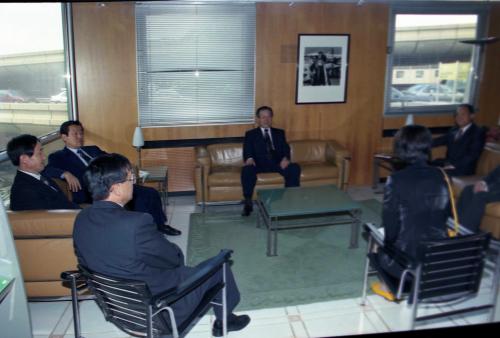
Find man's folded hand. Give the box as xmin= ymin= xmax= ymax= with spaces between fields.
xmin=63 ymin=171 xmax=82 ymax=192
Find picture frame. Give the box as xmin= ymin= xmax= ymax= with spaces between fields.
xmin=295 ymin=34 xmax=350 ymax=104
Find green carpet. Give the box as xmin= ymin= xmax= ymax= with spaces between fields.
xmin=187 ymin=199 xmax=382 ymax=310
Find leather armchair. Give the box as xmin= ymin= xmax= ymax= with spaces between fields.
xmin=8 ymin=209 xmax=80 ymax=298
xmin=194 ymin=139 xmax=351 ymax=204
xmin=451 ymin=142 xmax=500 ymax=239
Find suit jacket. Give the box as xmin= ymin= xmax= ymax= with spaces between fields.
xmin=10 ymin=171 xmax=80 ymax=211
xmin=48 ymin=146 xmax=106 ymax=203
xmin=243 ymin=127 xmax=291 ymax=169
xmin=432 ymin=123 xmax=486 ymax=176
xmin=383 ymin=161 xmax=449 ymax=258
xmin=73 ymin=201 xmax=184 ymax=295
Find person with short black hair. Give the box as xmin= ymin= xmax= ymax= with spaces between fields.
xmin=432 ymin=104 xmax=486 ymax=176
xmin=47 ymin=120 xmax=181 ymax=236
xmin=240 ymin=106 xmax=301 ymax=216
xmin=73 ymin=153 xmax=250 ymax=337
xmin=7 ymin=134 xmax=79 ymax=211
xmin=372 ymin=125 xmax=450 ymax=301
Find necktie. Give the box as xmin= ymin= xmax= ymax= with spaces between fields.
xmin=41 ymin=176 xmax=58 ymax=191
xmin=77 ymin=148 xmax=93 ymax=164
xmin=264 ymin=129 xmax=275 ymax=160
xmin=455 ymin=128 xmax=464 ymax=141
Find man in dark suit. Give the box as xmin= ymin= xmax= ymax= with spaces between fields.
xmin=241 ymin=106 xmax=301 ymax=216
xmin=432 ymin=104 xmax=486 ymax=176
xmin=458 ymin=165 xmax=500 ymax=232
xmin=47 ymin=120 xmax=181 ymax=236
xmin=7 ymin=134 xmax=79 ymax=211
xmin=73 ymin=153 xmax=250 ymax=336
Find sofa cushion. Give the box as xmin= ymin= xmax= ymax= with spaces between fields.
xmin=301 ymin=163 xmax=339 ymax=181
xmin=208 ymin=168 xmax=241 ymax=186
xmin=485 ymin=202 xmax=500 ymax=218
xmin=291 ymin=141 xmax=326 ymax=163
xmin=257 ymin=172 xmax=284 ymax=185
xmin=475 ymin=143 xmax=500 ymax=177
xmin=207 ymin=143 xmax=243 ymax=168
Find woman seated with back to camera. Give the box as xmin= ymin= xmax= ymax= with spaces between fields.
xmin=372 ymin=124 xmax=450 ymax=301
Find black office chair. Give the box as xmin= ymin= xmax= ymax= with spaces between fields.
xmin=361 ymin=223 xmax=497 ymax=330
xmin=62 ymin=249 xmax=233 ymax=338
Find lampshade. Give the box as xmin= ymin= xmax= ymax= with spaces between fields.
xmin=132 ymin=127 xmax=144 ymax=148
xmin=405 ymin=114 xmax=414 ymax=126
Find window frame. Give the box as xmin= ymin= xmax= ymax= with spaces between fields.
xmin=0 ymin=2 xmax=76 ymax=160
xmin=384 ymin=3 xmax=489 ymax=116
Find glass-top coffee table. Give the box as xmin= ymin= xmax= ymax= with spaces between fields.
xmin=256 ymin=185 xmax=362 ymax=256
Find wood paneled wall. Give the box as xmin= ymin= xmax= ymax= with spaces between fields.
xmin=72 ymin=2 xmax=138 ymax=161
xmin=72 ymin=2 xmax=500 ymax=188
xmin=477 ymin=4 xmax=500 ymax=127
xmin=255 ymin=3 xmax=388 ymax=185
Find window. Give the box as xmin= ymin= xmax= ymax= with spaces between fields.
xmin=135 ymin=3 xmax=256 ymax=126
xmin=385 ymin=8 xmax=486 ymax=114
xmin=0 ymin=3 xmax=73 ymax=203
xmin=396 ymin=70 xmax=405 ymax=78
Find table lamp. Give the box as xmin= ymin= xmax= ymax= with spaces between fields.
xmin=405 ymin=114 xmax=414 ymax=126
xmin=132 ymin=126 xmax=144 ymax=168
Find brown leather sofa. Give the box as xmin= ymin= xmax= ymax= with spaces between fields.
xmin=451 ymin=142 xmax=500 ymax=239
xmin=8 ymin=209 xmax=80 ymax=298
xmin=194 ymin=139 xmax=351 ymax=204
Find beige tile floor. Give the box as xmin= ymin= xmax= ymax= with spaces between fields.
xmin=29 ymin=187 xmax=500 ymax=337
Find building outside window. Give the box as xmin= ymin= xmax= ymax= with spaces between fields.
xmin=0 ymin=3 xmax=73 ymax=202
xmin=385 ymin=9 xmax=485 ymax=114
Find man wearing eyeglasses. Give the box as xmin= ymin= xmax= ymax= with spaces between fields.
xmin=74 ymin=153 xmax=250 ymax=336
xmin=47 ymin=120 xmax=181 ymax=236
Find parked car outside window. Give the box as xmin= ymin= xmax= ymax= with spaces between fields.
xmin=50 ymin=89 xmax=67 ymax=103
xmin=0 ymin=89 xmax=25 ymax=103
xmin=403 ymin=84 xmax=463 ymax=103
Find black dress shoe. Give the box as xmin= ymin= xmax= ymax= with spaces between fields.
xmin=241 ymin=199 xmax=253 ymax=217
xmin=158 ymin=224 xmax=182 ymax=236
xmin=212 ymin=314 xmax=251 ymax=337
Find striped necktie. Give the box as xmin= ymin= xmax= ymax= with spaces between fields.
xmin=77 ymin=148 xmax=93 ymax=164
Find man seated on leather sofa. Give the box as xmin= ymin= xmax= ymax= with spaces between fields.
xmin=47 ymin=120 xmax=181 ymax=236
xmin=7 ymin=134 xmax=80 ymax=211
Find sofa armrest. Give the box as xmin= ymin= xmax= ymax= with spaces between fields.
xmin=325 ymin=140 xmax=351 ymax=190
xmin=194 ymin=146 xmax=211 ymax=203
xmin=52 ymin=178 xmax=73 ymax=202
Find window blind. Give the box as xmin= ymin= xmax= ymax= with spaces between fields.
xmin=135 ymin=3 xmax=256 ymax=126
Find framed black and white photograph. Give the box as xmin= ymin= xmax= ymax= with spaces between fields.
xmin=295 ymin=34 xmax=350 ymax=104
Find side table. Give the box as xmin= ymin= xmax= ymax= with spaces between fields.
xmin=139 ymin=166 xmax=169 ymax=210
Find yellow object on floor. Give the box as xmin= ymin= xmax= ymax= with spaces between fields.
xmin=371 ymin=282 xmax=395 ymax=302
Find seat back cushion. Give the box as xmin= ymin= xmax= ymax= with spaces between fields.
xmin=207 ymin=143 xmax=243 ymax=168
xmin=290 ymin=140 xmax=327 ymax=163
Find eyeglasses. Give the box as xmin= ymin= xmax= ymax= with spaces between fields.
xmin=123 ymin=174 xmax=136 ymax=184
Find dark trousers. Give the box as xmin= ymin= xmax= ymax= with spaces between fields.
xmin=240 ymin=162 xmax=301 ymax=199
xmin=458 ymin=185 xmax=500 ymax=232
xmin=169 ymin=258 xmax=240 ymax=324
xmin=128 ymin=185 xmax=167 ymax=226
